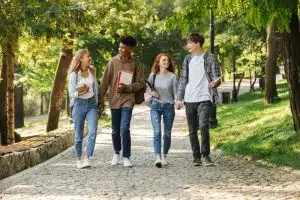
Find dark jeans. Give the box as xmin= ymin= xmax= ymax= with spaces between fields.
xmin=185 ymin=101 xmax=212 ymax=159
xmin=111 ymin=107 xmax=133 ymax=158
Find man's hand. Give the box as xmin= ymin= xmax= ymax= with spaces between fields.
xmin=175 ymin=100 xmax=184 ymax=110
xmin=209 ymin=80 xmax=220 ymax=88
xmin=116 ymin=83 xmax=128 ymax=93
xmin=97 ymin=98 xmax=105 ymax=118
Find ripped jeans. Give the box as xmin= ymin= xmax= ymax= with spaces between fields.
xmin=150 ymin=101 xmax=175 ymax=156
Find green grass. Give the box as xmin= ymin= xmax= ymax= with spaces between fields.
xmin=211 ymin=82 xmax=300 ymax=170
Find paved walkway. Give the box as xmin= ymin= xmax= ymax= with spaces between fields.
xmin=1 ymin=107 xmax=299 ymax=200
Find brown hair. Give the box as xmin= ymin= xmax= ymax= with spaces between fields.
xmin=68 ymin=49 xmax=96 ymax=76
xmin=186 ymin=33 xmax=205 ymax=47
xmin=151 ymin=52 xmax=175 ymax=74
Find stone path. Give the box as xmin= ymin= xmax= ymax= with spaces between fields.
xmin=1 ymin=107 xmax=299 ymax=200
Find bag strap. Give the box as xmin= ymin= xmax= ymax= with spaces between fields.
xmin=133 ymin=59 xmax=138 ymax=83
xmin=186 ymin=55 xmax=192 ymax=84
xmin=152 ymin=74 xmax=156 ymax=89
xmin=146 ymin=73 xmax=156 ymax=91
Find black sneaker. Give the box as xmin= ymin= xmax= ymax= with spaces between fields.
xmin=203 ymin=156 xmax=214 ymax=166
xmin=192 ymin=158 xmax=202 ymax=166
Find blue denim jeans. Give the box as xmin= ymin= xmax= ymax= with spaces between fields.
xmin=150 ymin=101 xmax=175 ymax=156
xmin=111 ymin=107 xmax=133 ymax=158
xmin=72 ymin=97 xmax=98 ymax=157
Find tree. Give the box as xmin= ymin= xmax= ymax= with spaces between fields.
xmin=0 ymin=0 xmax=22 ymax=144
xmin=7 ymin=42 xmax=16 ymax=143
xmin=244 ymin=0 xmax=300 ymax=134
xmin=165 ymin=0 xmax=300 ymax=134
xmin=0 ymin=48 xmax=8 ymax=145
xmin=283 ymin=11 xmax=300 ymax=134
xmin=47 ymin=37 xmax=74 ymax=132
xmin=21 ymin=0 xmax=84 ymax=132
xmin=264 ymin=19 xmax=278 ymax=104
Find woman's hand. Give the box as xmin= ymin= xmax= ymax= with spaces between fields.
xmin=175 ymin=100 xmax=184 ymax=110
xmin=150 ymin=91 xmax=160 ymax=98
xmin=78 ymin=84 xmax=89 ymax=96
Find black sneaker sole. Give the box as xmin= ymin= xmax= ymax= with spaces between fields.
xmin=155 ymin=162 xmax=162 ymax=168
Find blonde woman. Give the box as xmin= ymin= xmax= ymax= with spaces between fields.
xmin=68 ymin=49 xmax=99 ymax=169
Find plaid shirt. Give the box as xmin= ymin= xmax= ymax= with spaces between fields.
xmin=177 ymin=52 xmax=221 ymax=103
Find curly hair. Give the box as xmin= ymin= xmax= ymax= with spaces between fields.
xmin=120 ymin=35 xmax=137 ymax=48
xmin=151 ymin=52 xmax=175 ymax=74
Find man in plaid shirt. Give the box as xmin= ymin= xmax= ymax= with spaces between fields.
xmin=176 ymin=33 xmax=221 ymax=166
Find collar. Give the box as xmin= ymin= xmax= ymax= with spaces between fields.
xmin=117 ymin=54 xmax=133 ymax=63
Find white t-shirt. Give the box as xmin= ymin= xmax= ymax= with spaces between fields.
xmin=184 ymin=55 xmax=211 ymax=103
xmin=77 ymin=70 xmax=94 ymax=99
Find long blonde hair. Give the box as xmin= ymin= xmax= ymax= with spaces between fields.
xmin=68 ymin=49 xmax=96 ymax=75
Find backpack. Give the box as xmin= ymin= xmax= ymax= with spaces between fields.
xmin=144 ymin=74 xmax=156 ymax=107
xmin=133 ymin=60 xmax=146 ymax=104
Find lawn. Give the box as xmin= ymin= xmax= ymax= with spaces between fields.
xmin=211 ymin=82 xmax=300 ymax=170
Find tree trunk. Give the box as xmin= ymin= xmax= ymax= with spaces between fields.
xmin=259 ymin=64 xmax=265 ymax=89
xmin=61 ymin=94 xmax=66 ymax=110
xmin=40 ymin=92 xmax=44 ymax=115
xmin=249 ymin=69 xmax=252 ymax=91
xmin=264 ymin=19 xmax=279 ymax=104
xmin=0 ymin=49 xmax=8 ymax=145
xmin=220 ymin=56 xmax=225 ymax=82
xmin=46 ymin=45 xmax=73 ymax=132
xmin=236 ymin=72 xmax=245 ymax=95
xmin=44 ymin=92 xmax=50 ymax=114
xmin=232 ymin=51 xmax=238 ymax=102
xmin=66 ymin=92 xmax=71 ymax=117
xmin=14 ymin=85 xmax=24 ymax=128
xmin=7 ymin=42 xmax=15 ymax=144
xmin=284 ymin=11 xmax=300 ymax=135
xmin=250 ymin=71 xmax=257 ymax=92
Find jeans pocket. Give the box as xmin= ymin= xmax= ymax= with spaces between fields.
xmin=151 ymin=100 xmax=159 ymax=109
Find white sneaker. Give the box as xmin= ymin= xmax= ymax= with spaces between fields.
xmin=76 ymin=160 xmax=84 ymax=169
xmin=111 ymin=154 xmax=120 ymax=166
xmin=162 ymin=156 xmax=168 ymax=166
xmin=82 ymin=157 xmax=91 ymax=168
xmin=123 ymin=158 xmax=133 ymax=167
xmin=155 ymin=157 xmax=162 ymax=168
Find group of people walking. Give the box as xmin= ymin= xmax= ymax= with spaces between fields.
xmin=68 ymin=33 xmax=221 ymax=169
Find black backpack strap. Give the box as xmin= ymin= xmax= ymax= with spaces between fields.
xmin=186 ymin=54 xmax=192 ymax=84
xmin=152 ymin=74 xmax=156 ymax=89
xmin=146 ymin=73 xmax=156 ymax=91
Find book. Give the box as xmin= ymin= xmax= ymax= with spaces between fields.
xmin=75 ymin=84 xmax=85 ymax=91
xmin=214 ymin=74 xmax=225 ymax=81
xmin=118 ymin=70 xmax=133 ymax=85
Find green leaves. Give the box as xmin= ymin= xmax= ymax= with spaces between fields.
xmin=17 ymin=34 xmax=61 ymax=93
